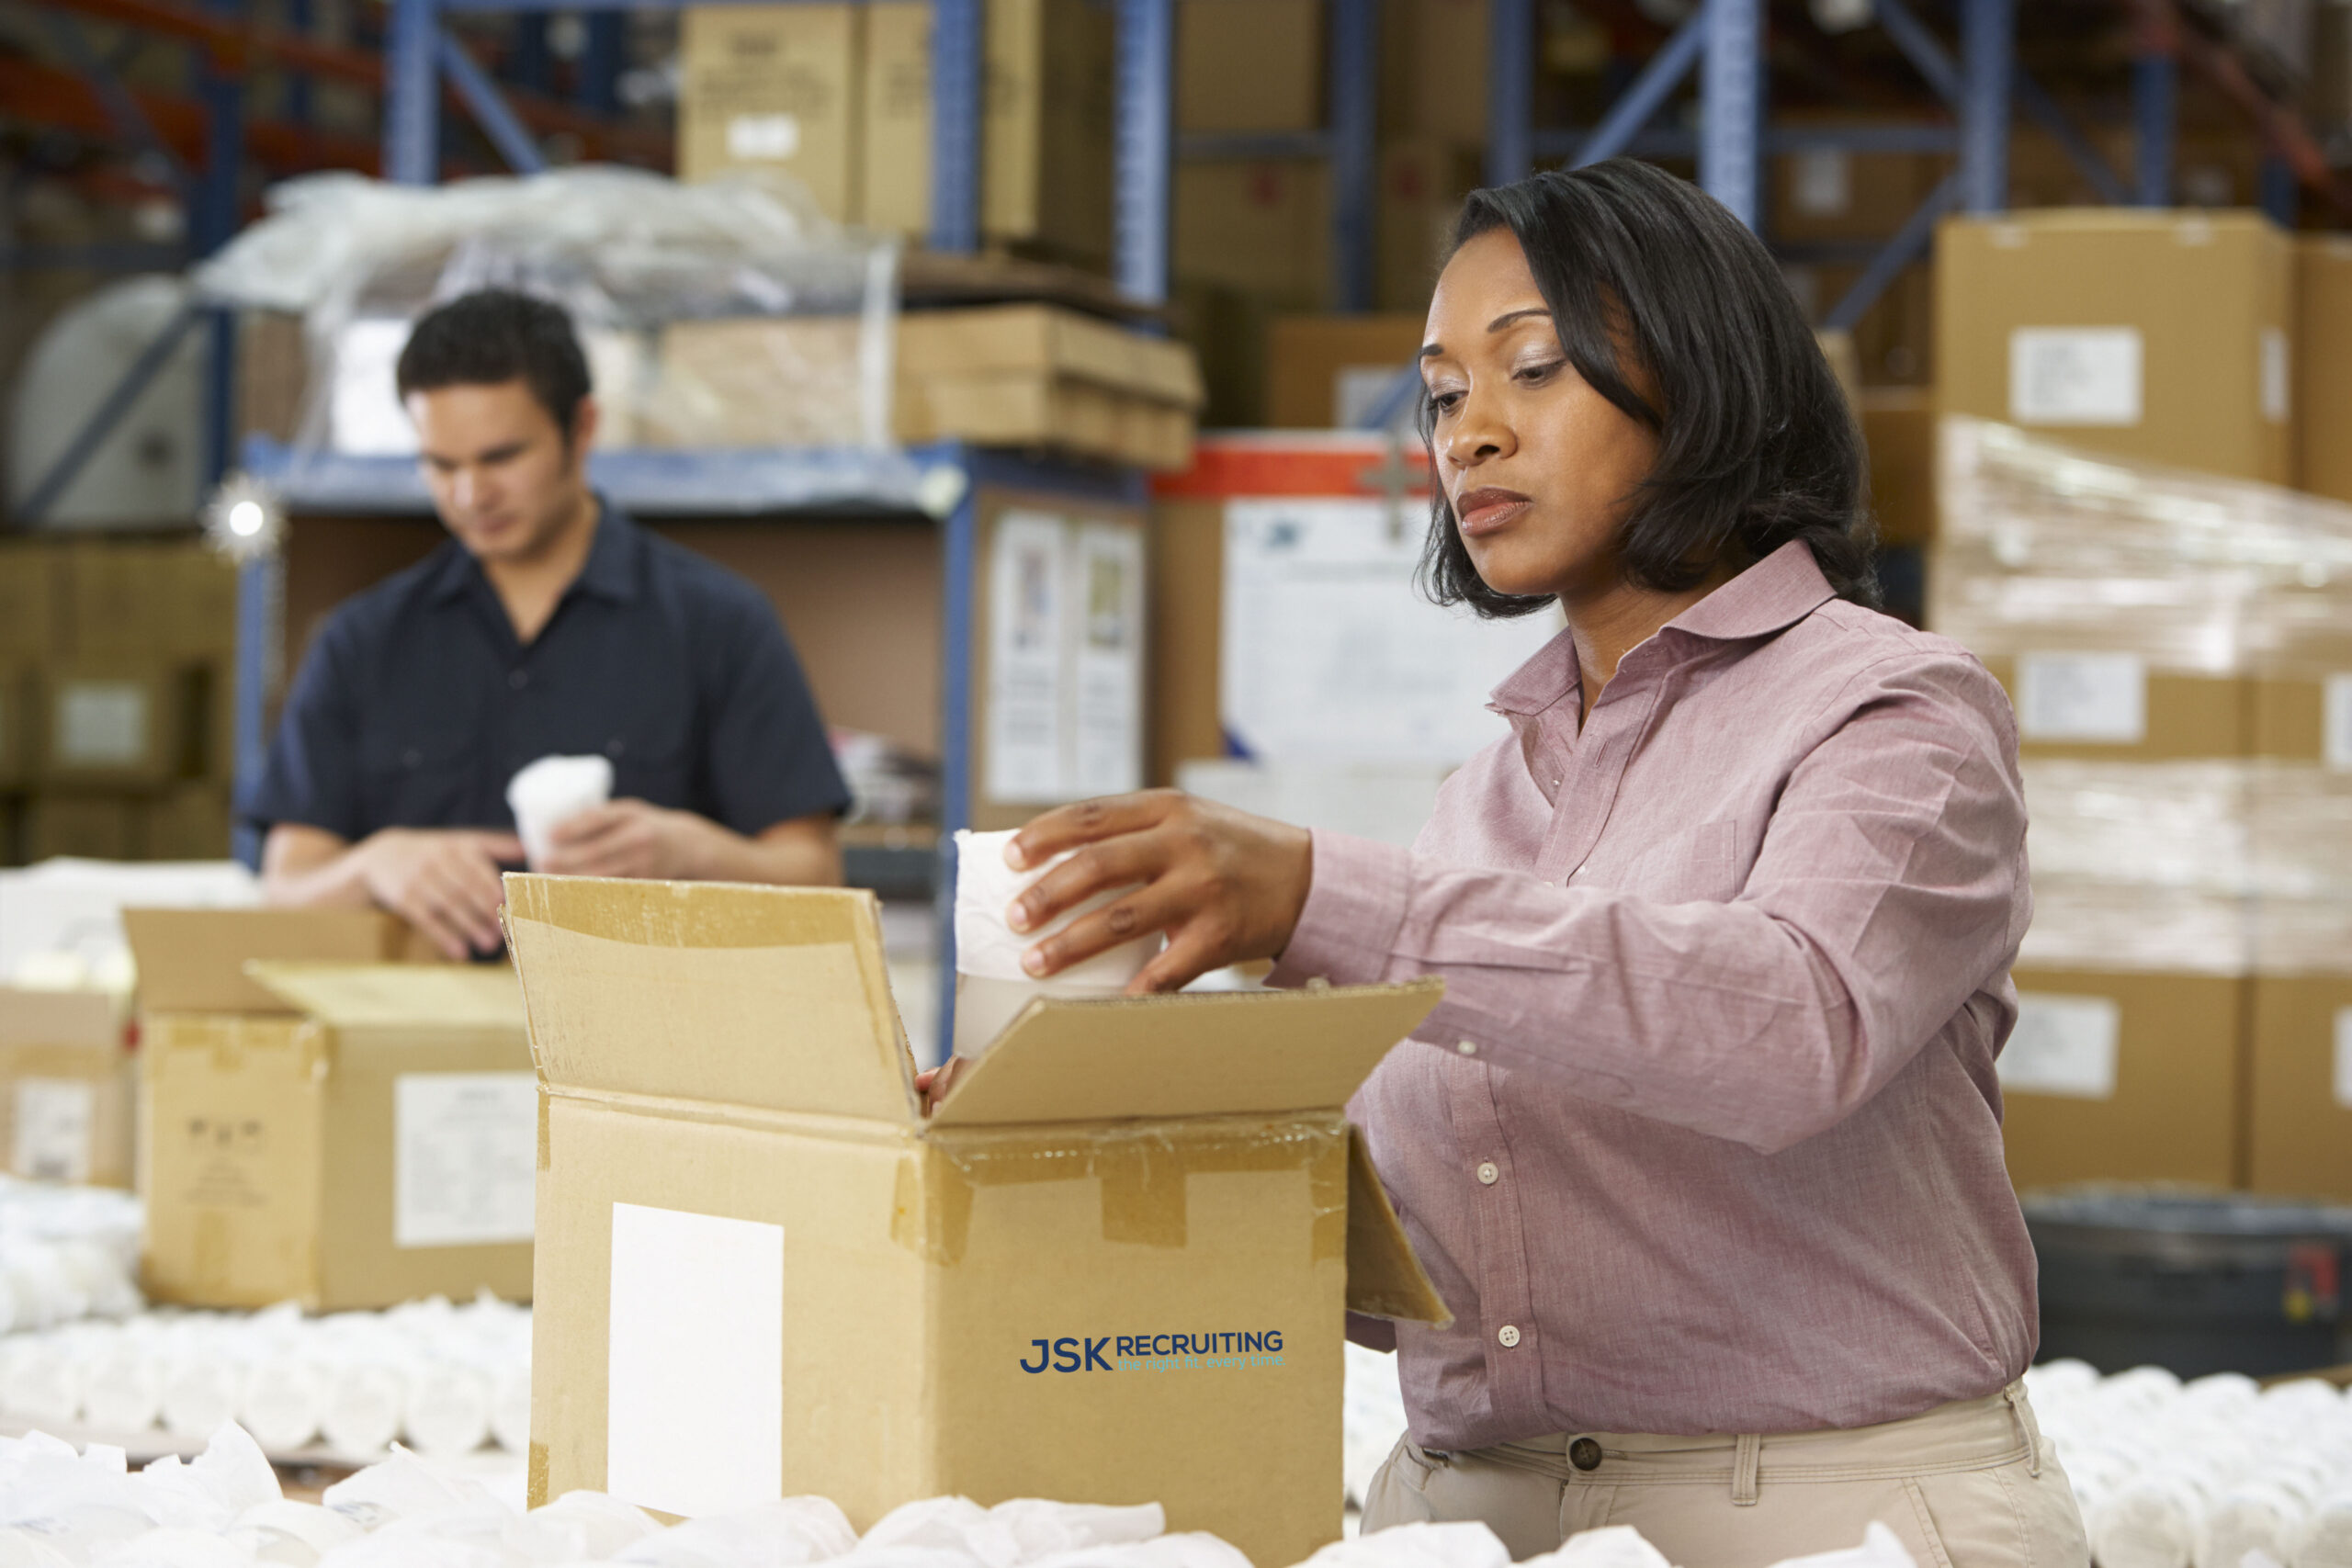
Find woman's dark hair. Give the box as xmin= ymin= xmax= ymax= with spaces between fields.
xmin=396 ymin=288 xmax=593 ymax=445
xmin=1419 ymin=158 xmax=1879 ymax=615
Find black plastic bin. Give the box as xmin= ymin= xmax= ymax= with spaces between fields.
xmin=2024 ymin=1187 xmax=2352 ymax=1378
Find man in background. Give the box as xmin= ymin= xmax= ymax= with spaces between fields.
xmin=245 ymin=288 xmax=848 ymax=957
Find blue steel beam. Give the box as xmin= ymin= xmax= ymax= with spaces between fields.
xmin=1959 ymin=0 xmax=2012 ymax=214
xmin=1824 ymin=167 xmax=1961 ymax=332
xmin=929 ymin=0 xmax=982 ymax=251
xmin=579 ymin=13 xmax=624 ymax=115
xmin=2261 ymin=153 xmax=2298 ymax=226
xmin=1487 ymin=0 xmax=1533 ymax=186
xmin=41 ymin=11 xmax=195 ymax=196
xmin=1573 ymin=5 xmax=1708 ymax=170
xmin=1329 ymin=0 xmax=1378 ymax=311
xmin=384 ymin=0 xmax=439 ymax=184
xmin=509 ymin=13 xmax=550 ymax=92
xmin=440 ymin=27 xmax=549 ymax=173
xmin=1871 ymin=0 xmax=1962 ymax=103
xmin=2135 ymin=51 xmax=2176 ymax=205
xmin=1700 ymin=0 xmax=1763 ymax=229
xmin=17 ymin=304 xmax=204 ymax=526
xmin=1879 ymin=0 xmax=2124 ymax=205
xmin=1114 ymin=0 xmax=1175 ymax=305
xmin=2013 ymin=72 xmax=2129 ymax=205
xmin=286 ymin=0 xmax=312 ymax=123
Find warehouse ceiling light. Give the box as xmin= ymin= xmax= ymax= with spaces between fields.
xmin=201 ymin=471 xmax=286 ymax=563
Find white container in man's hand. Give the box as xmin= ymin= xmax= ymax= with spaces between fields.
xmin=506 ymin=755 xmax=616 ymax=870
xmin=951 ymin=828 xmax=1159 ymax=1057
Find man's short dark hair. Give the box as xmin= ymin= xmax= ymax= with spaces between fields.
xmin=395 ymin=288 xmax=594 ymax=445
xmin=1418 ymin=158 xmax=1880 ymax=616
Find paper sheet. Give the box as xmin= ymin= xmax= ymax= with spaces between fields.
xmin=2016 ymin=652 xmax=2147 ymax=743
xmin=985 ymin=511 xmax=1070 ymax=803
xmin=392 ymin=1072 xmax=538 ymax=1247
xmin=2325 ymin=673 xmax=2352 ymax=773
xmin=12 ymin=1078 xmax=95 ymax=1183
xmin=2335 ymin=1008 xmax=2352 ymax=1111
xmin=2009 ymin=326 xmax=2143 ymax=427
xmin=1220 ymin=498 xmax=1559 ymax=764
xmin=2001 ymin=993 xmax=2122 ymax=1100
xmin=607 ymin=1202 xmax=785 ymax=1517
xmin=1071 ymin=522 xmax=1146 ymax=798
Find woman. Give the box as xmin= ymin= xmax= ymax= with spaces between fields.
xmin=960 ymin=161 xmax=2086 ymax=1566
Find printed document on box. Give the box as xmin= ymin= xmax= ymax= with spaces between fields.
xmin=2009 ymin=327 xmax=2143 ymax=426
xmin=1071 ymin=522 xmax=1145 ymax=797
xmin=12 ymin=1079 xmax=94 ymax=1184
xmin=393 ymin=1072 xmax=537 ymax=1247
xmin=2016 ymin=651 xmax=2146 ymax=743
xmin=2325 ymin=674 xmax=2352 ymax=773
xmin=985 ymin=511 xmax=1070 ymax=803
xmin=2001 ymin=994 xmax=2121 ymax=1099
xmin=1221 ymin=498 xmax=1559 ymax=764
xmin=2335 ymin=1009 xmax=2352 ymax=1110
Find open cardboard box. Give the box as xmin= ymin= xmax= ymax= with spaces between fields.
xmin=503 ymin=874 xmax=1447 ymax=1567
xmin=0 ymin=986 xmax=133 ymax=1187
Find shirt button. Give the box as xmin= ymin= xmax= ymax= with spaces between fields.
xmin=509 ymin=669 xmax=530 ymax=690
xmin=1497 ymin=1325 xmax=1521 ymax=1348
xmin=1569 ymin=1437 xmax=1602 ymax=1472
xmin=1456 ymin=1040 xmax=1477 ymax=1056
xmin=1476 ymin=1162 xmax=1499 ymax=1186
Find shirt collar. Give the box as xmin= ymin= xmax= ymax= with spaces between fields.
xmin=426 ymin=494 xmax=640 ymax=607
xmin=1484 ymin=540 xmax=1837 ymax=717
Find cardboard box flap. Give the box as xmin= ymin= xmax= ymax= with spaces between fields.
xmin=241 ymin=963 xmax=526 ymax=1032
xmin=502 ymin=874 xmax=910 ymax=1122
xmin=929 ymin=979 xmax=1443 ymax=1127
xmin=0 ymin=987 xmax=125 ymax=1049
xmin=126 ymin=908 xmax=440 ymax=1014
xmin=1346 ymin=1124 xmax=1451 ymax=1326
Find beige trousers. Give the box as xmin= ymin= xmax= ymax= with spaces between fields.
xmin=1361 ymin=1382 xmax=2089 ymax=1568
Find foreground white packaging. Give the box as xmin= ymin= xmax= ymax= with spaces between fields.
xmin=951 ymin=828 xmax=1156 ymax=1055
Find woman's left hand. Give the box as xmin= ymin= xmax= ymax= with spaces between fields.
xmin=1004 ymin=789 xmax=1314 ymax=994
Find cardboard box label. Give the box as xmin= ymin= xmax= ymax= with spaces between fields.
xmin=56 ymin=682 xmax=150 ymax=767
xmin=2015 ymin=652 xmax=2147 ymax=743
xmin=2009 ymin=327 xmax=2143 ymax=426
xmin=727 ymin=113 xmax=801 ymax=160
xmin=2326 ymin=674 xmax=2352 ymax=772
xmin=13 ymin=1078 xmax=94 ymax=1183
xmin=2263 ymin=326 xmax=2290 ymax=423
xmin=2336 ymin=1007 xmax=2352 ymax=1110
xmin=1792 ymin=149 xmax=1851 ymax=216
xmin=607 ymin=1202 xmax=785 ymax=1517
xmin=392 ymin=1072 xmax=538 ymax=1248
xmin=2002 ymin=992 xmax=2121 ymax=1099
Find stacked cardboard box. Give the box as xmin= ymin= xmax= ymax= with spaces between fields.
xmin=0 ymin=985 xmax=134 ymax=1188
xmin=1931 ymin=415 xmax=2352 ymax=1197
xmin=677 ymin=0 xmax=1114 ymax=265
xmin=124 ymin=908 xmax=531 ymax=1309
xmin=0 ymin=537 xmax=240 ymax=866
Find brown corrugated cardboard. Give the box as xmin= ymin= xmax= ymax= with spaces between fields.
xmin=1860 ymin=388 xmax=1937 ymax=548
xmin=2248 ymin=972 xmax=2352 ymax=1201
xmin=0 ymin=664 xmax=30 ymax=789
xmin=1178 ymin=0 xmax=1319 ymax=133
xmin=2298 ymin=237 xmax=2352 ymax=503
xmin=23 ymin=795 xmax=144 ymax=862
xmin=141 ymin=963 xmax=536 ymax=1310
xmin=677 ymin=6 xmax=862 ymax=215
xmin=856 ymin=0 xmax=1114 ymax=258
xmin=0 ymin=543 xmax=62 ymax=661
xmin=0 ymin=987 xmax=134 ymax=1188
xmin=506 ymin=875 xmax=1447 ymax=1560
xmin=1773 ymin=130 xmax=1939 ymax=244
xmin=1265 ymin=314 xmax=1425 ymax=429
xmin=141 ymin=784 xmax=232 ymax=863
xmin=1380 ymin=0 xmax=1489 ymax=143
xmin=1375 ymin=139 xmax=1476 ymax=311
xmin=1975 ymin=655 xmax=2248 ymax=761
xmin=2001 ymin=967 xmax=2247 ymax=1191
xmin=1176 ymin=159 xmax=1332 ymax=308
xmin=33 ymin=660 xmax=198 ymax=789
xmin=1936 ymin=209 xmax=2294 ymax=484
xmin=125 ymin=907 xmax=447 ymax=1015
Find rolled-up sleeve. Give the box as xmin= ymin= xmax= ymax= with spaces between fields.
xmin=1272 ymin=654 xmax=2029 ymax=1156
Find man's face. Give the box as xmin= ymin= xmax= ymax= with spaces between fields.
xmin=405 ymin=378 xmax=595 ymax=564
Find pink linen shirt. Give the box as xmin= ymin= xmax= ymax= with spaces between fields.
xmin=1272 ymin=539 xmax=2039 ymax=1445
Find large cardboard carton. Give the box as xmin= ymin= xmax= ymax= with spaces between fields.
xmin=23 ymin=795 xmax=144 ymax=862
xmin=1936 ymin=210 xmax=2294 ymax=484
xmin=0 ymin=543 xmax=62 ymax=662
xmin=2247 ymin=971 xmax=2352 ymax=1201
xmin=33 ymin=659 xmax=201 ymax=789
xmin=0 ymin=664 xmax=31 ymax=790
xmin=1178 ymin=0 xmax=1319 ymax=133
xmin=506 ymin=875 xmax=1448 ymax=1562
xmin=1379 ymin=0 xmax=1488 ymax=144
xmin=1375 ymin=139 xmax=1478 ymax=311
xmin=2001 ymin=966 xmax=2247 ymax=1190
xmin=1860 ymin=388 xmax=1937 ymax=548
xmin=2296 ymin=237 xmax=2352 ymax=504
xmin=857 ymin=0 xmax=1114 ymax=261
xmin=125 ymin=907 xmax=446 ymax=1014
xmin=1176 ymin=159 xmax=1332 ymax=308
xmin=677 ymin=5 xmax=862 ymax=215
xmin=1974 ymin=655 xmax=2248 ymax=762
xmin=138 ymin=962 xmax=535 ymax=1310
xmin=1265 ymin=314 xmax=1425 ymax=429
xmin=0 ymin=987 xmax=134 ymax=1188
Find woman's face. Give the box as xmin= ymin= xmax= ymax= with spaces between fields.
xmin=1420 ymin=227 xmax=1662 ymax=604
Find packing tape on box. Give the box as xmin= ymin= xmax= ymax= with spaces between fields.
xmin=889 ymin=1117 xmax=1351 ymax=1267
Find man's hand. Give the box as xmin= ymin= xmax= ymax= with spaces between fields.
xmin=352 ymin=828 xmax=524 ymax=959
xmin=912 ymin=1056 xmax=975 ymax=1116
xmin=1003 ymin=790 xmax=1313 ymax=994
xmin=537 ymin=798 xmax=718 ymax=881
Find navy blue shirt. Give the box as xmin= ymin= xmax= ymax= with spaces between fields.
xmin=244 ymin=502 xmax=850 ymax=845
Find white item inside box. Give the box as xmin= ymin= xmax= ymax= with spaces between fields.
xmin=949 ymin=829 xmax=1157 ymax=1056
xmin=505 ymin=755 xmax=616 ymax=871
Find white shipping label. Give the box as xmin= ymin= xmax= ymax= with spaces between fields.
xmin=12 ymin=1079 xmax=95 ymax=1184
xmin=2016 ymin=652 xmax=2147 ymax=743
xmin=727 ymin=113 xmax=801 ymax=160
xmin=2324 ymin=674 xmax=2352 ymax=773
xmin=2002 ymin=993 xmax=2122 ymax=1100
xmin=1070 ymin=523 xmax=1146 ymax=798
xmin=2335 ymin=1009 xmax=2352 ymax=1111
xmin=2263 ymin=327 xmax=2291 ymax=423
xmin=55 ymin=683 xmax=149 ymax=767
xmin=2009 ymin=327 xmax=2144 ymax=426
xmin=608 ymin=1203 xmax=784 ymax=1518
xmin=1792 ymin=148 xmax=1852 ymax=216
xmin=392 ymin=1073 xmax=537 ymax=1248
xmin=984 ymin=511 xmax=1071 ymax=804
